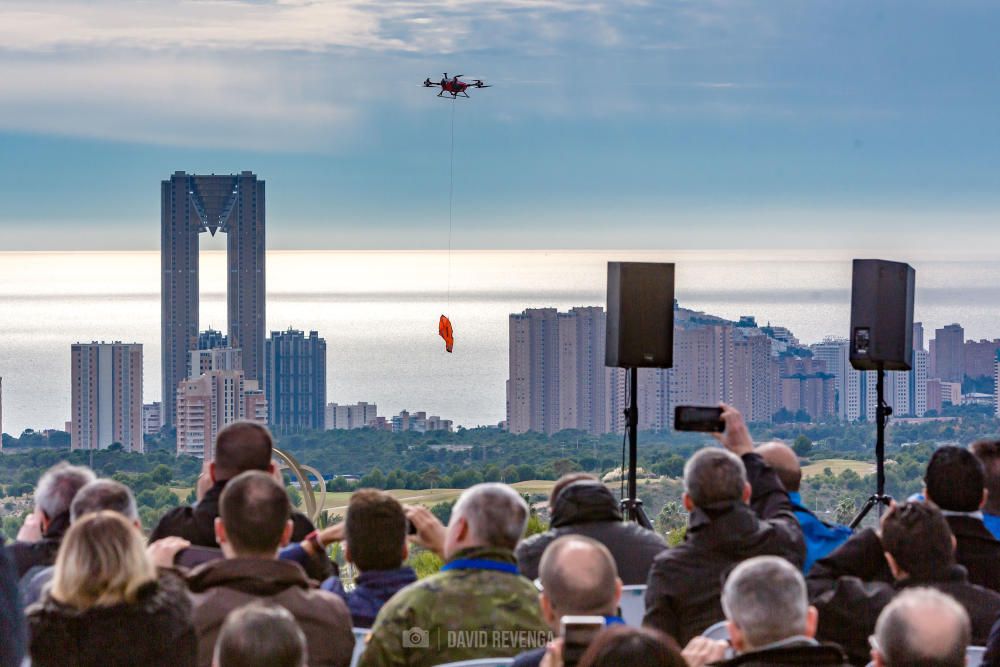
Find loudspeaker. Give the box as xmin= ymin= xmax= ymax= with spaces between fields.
xmin=606 ymin=262 xmax=675 ymax=368
xmin=849 ymin=259 xmax=915 ymax=371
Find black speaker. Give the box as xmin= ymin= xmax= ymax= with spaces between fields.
xmin=849 ymin=259 xmax=915 ymax=371
xmin=606 ymin=262 xmax=675 ymax=368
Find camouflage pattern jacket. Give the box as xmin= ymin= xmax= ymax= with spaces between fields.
xmin=358 ymin=546 xmax=550 ymax=667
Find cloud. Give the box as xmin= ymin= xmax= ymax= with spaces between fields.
xmin=0 ymin=53 xmax=357 ymax=150
xmin=0 ymin=0 xmax=614 ymax=54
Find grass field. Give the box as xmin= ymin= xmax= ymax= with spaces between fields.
xmin=316 ymin=480 xmax=560 ymax=517
xmin=801 ymin=459 xmax=874 ymax=479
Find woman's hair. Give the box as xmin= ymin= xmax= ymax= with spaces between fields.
xmin=49 ymin=510 xmax=156 ymax=610
xmin=578 ymin=626 xmax=687 ymax=667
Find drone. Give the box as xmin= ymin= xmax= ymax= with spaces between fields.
xmin=422 ymin=73 xmax=491 ymax=99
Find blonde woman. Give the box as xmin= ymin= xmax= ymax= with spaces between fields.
xmin=27 ymin=510 xmax=196 ymax=667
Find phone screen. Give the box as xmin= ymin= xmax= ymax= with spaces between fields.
xmin=560 ymin=616 xmax=606 ymax=667
xmin=674 ymin=405 xmax=725 ymax=432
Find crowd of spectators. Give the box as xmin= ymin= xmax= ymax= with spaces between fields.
xmin=3 ymin=408 xmax=1000 ymax=667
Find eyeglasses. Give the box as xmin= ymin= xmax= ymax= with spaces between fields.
xmin=868 ymin=635 xmax=881 ymax=653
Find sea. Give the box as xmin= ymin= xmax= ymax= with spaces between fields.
xmin=2 ymin=249 xmax=1000 ymax=436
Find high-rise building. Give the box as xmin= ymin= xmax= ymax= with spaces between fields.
xmin=865 ymin=368 xmax=912 ymax=420
xmin=142 ymin=402 xmax=162 ymax=435
xmin=265 ymin=329 xmax=327 ymax=432
xmin=933 ymin=324 xmax=965 ymax=382
xmin=71 ymin=342 xmax=143 ymax=452
xmin=177 ymin=338 xmax=267 ymax=458
xmin=964 ymin=339 xmax=1000 ymax=379
xmin=198 ymin=328 xmax=228 ymax=351
xmin=557 ymin=307 xmax=609 ymax=433
xmin=161 ymin=171 xmax=265 ymax=427
xmin=175 ymin=370 xmax=268 ymax=459
xmin=927 ymin=378 xmax=943 ymax=414
xmin=910 ymin=349 xmax=929 ymax=417
xmin=732 ymin=332 xmax=774 ymax=423
xmin=670 ymin=325 xmax=733 ymax=408
xmin=912 ymin=322 xmax=924 ymax=353
xmin=325 ymin=402 xmax=378 ymax=430
xmin=507 ymin=308 xmax=610 ymax=435
xmin=994 ymin=356 xmax=1000 ymax=417
xmin=190 ymin=347 xmax=242 ymax=377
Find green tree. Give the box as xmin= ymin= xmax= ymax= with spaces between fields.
xmin=793 ymin=435 xmax=813 ymax=456
xmin=360 ymin=467 xmax=386 ymax=489
xmin=149 ymin=464 xmax=172 ymax=485
xmin=286 ymin=485 xmax=303 ymax=509
xmin=408 ymin=549 xmax=444 ymax=578
xmin=552 ymin=458 xmax=582 ymax=477
xmin=430 ymin=500 xmax=455 ymax=526
xmin=834 ymin=496 xmax=857 ymax=525
xmin=517 ymin=464 xmax=537 ymax=482
xmin=655 ymin=501 xmax=687 ymax=536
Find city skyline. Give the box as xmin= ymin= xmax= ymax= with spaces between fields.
xmin=1 ymin=2 xmax=1000 ymax=252
xmin=1 ymin=303 xmax=997 ymax=439
xmin=6 ymin=249 xmax=1000 ymax=436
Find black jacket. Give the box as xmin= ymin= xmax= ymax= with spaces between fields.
xmin=710 ymin=641 xmax=852 ymax=667
xmin=27 ymin=571 xmax=196 ymax=667
xmin=807 ymin=529 xmax=1000 ymax=664
xmin=643 ymin=452 xmax=806 ymax=645
xmin=515 ymin=481 xmax=668 ymax=584
xmin=949 ymin=514 xmax=1000 ymax=593
xmin=0 ymin=538 xmax=25 ymax=667
xmin=150 ymin=480 xmax=315 ymax=547
xmin=7 ymin=513 xmax=69 ymax=579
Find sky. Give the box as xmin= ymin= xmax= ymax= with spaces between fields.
xmin=1 ymin=0 xmax=999 ymax=252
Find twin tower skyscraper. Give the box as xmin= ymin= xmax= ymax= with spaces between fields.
xmin=160 ymin=171 xmax=265 ymax=426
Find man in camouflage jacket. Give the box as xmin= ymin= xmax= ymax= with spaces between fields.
xmin=359 ymin=484 xmax=550 ymax=667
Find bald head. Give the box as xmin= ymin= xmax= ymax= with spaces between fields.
xmin=755 ymin=442 xmax=801 ymax=493
xmin=539 ymin=536 xmax=620 ymax=617
xmin=874 ymin=588 xmax=969 ymax=667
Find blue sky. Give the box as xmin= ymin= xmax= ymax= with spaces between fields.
xmin=1 ymin=0 xmax=999 ymax=251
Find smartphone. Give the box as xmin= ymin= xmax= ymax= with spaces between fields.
xmin=175 ymin=545 xmax=224 ymax=569
xmin=674 ymin=405 xmax=725 ymax=432
xmin=407 ymin=520 xmax=418 ymax=536
xmin=561 ymin=615 xmax=606 ymax=667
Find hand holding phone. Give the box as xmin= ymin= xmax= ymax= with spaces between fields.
xmin=560 ymin=615 xmax=606 ymax=667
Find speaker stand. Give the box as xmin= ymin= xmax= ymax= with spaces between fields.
xmin=850 ymin=364 xmax=893 ymax=529
xmin=621 ymin=367 xmax=653 ymax=529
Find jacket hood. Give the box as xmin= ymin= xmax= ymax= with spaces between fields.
xmin=31 ymin=572 xmax=187 ymax=620
xmin=186 ymin=557 xmax=312 ymax=595
xmin=551 ymin=481 xmax=622 ymax=528
xmin=686 ymin=501 xmax=773 ymax=558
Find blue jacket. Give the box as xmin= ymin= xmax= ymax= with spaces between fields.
xmin=789 ymin=492 xmax=852 ymax=574
xmin=321 ymin=567 xmax=417 ymax=628
xmin=983 ymin=513 xmax=1000 ymax=540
